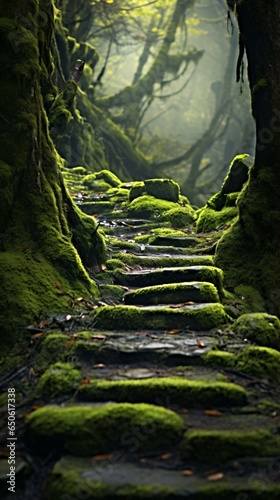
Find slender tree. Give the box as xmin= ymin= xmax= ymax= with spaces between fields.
xmin=215 ymin=1 xmax=280 ymax=314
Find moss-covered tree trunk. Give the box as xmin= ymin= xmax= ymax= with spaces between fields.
xmin=0 ymin=0 xmax=106 ymax=337
xmin=215 ymin=1 xmax=280 ymax=314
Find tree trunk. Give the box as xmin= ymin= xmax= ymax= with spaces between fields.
xmin=0 ymin=0 xmax=106 ymax=337
xmin=215 ymin=1 xmax=280 ymax=314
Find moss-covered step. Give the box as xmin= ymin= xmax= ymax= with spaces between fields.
xmin=79 ymin=201 xmax=115 ymax=215
xmin=25 ymin=403 xmax=184 ymax=455
xmin=90 ymin=304 xmax=231 ymax=331
xmin=151 ymin=235 xmax=198 ymax=247
xmin=78 ymin=378 xmax=247 ymax=407
xmin=204 ymin=346 xmax=280 ymax=383
xmin=46 ymin=456 xmax=280 ymax=500
xmin=180 ymin=429 xmax=280 ymax=465
xmin=114 ymin=253 xmax=214 ymax=267
xmin=126 ymin=195 xmax=179 ymax=218
xmin=114 ymin=266 xmax=224 ymax=296
xmin=124 ymin=282 xmax=219 ymax=306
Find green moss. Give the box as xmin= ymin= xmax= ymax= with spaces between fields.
xmin=83 ymin=170 xmax=121 ymax=189
xmin=235 ymin=346 xmax=280 ymax=382
xmin=78 ymin=378 xmax=247 ymax=407
xmin=105 ymin=259 xmax=125 ymax=271
xmin=36 ymin=362 xmax=82 ymax=399
xmin=232 ymin=313 xmax=280 ymax=349
xmin=127 ymin=195 xmax=178 ymax=219
xmin=129 ymin=181 xmax=146 ymax=201
xmin=144 ymin=178 xmax=180 ymax=202
xmin=225 ymin=192 xmax=239 ymax=207
xmin=161 ymin=206 xmax=196 ymax=228
xmin=90 ymin=303 xmax=231 ymax=331
xmin=36 ymin=333 xmax=73 ymax=370
xmin=181 ymin=429 xmax=279 ymax=465
xmin=196 ymin=206 xmax=238 ymax=232
xmin=106 ymin=237 xmax=136 ymax=250
xmin=25 ymin=403 xmax=185 ymax=455
xmin=99 ymin=284 xmax=127 ymax=301
xmin=203 ymin=350 xmax=235 ymax=368
xmin=124 ymin=282 xmax=219 ymax=306
xmin=233 ymin=285 xmax=266 ymax=313
xmin=114 ymin=253 xmax=214 ymax=267
xmin=134 ymin=227 xmax=187 ymax=244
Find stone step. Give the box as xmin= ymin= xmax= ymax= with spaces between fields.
xmin=90 ymin=303 xmax=230 ymax=331
xmin=77 ymin=377 xmax=247 ymax=407
xmin=114 ymin=266 xmax=224 ymax=296
xmin=114 ymin=252 xmax=214 ymax=267
xmin=45 ymin=456 xmax=280 ymax=499
xmin=151 ymin=235 xmax=199 ymax=247
xmin=124 ymin=282 xmax=219 ymax=305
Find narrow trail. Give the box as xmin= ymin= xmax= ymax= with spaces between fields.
xmin=1 ymin=170 xmax=280 ymax=499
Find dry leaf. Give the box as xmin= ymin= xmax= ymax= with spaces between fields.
xmin=39 ymin=318 xmax=52 ymax=328
xmin=181 ymin=469 xmax=194 ymax=476
xmin=272 ymin=411 xmax=278 ymax=417
xmin=196 ymin=340 xmax=206 ymax=348
xmin=76 ymin=297 xmax=85 ymax=302
xmin=92 ymin=454 xmax=112 ymax=461
xmin=184 ymin=301 xmax=196 ymax=305
xmin=204 ymin=409 xmax=222 ymax=417
xmin=80 ymin=378 xmax=91 ymax=385
xmin=64 ymin=340 xmax=74 ymax=349
xmin=28 ymin=367 xmax=36 ymax=379
xmin=93 ymin=363 xmax=105 ymax=368
xmin=32 ymin=331 xmax=45 ymax=339
xmin=101 ymin=263 xmax=107 ymax=270
xmin=167 ymin=329 xmax=181 ymax=335
xmin=91 ymin=335 xmax=106 ymax=340
xmin=160 ymin=453 xmax=172 ymax=460
xmin=207 ymin=472 xmax=224 ymax=481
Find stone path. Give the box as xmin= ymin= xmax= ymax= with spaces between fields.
xmin=1 ymin=170 xmax=280 ymax=499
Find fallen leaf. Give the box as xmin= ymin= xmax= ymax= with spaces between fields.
xmin=178 ymin=408 xmax=189 ymax=414
xmin=92 ymin=454 xmax=112 ymax=461
xmin=32 ymin=331 xmax=45 ymax=339
xmin=76 ymin=297 xmax=85 ymax=302
xmin=272 ymin=411 xmax=278 ymax=417
xmin=80 ymin=378 xmax=91 ymax=385
xmin=93 ymin=363 xmax=105 ymax=368
xmin=203 ymin=410 xmax=222 ymax=417
xmin=160 ymin=452 xmax=173 ymax=460
xmin=167 ymin=329 xmax=181 ymax=335
xmin=66 ymin=315 xmax=72 ymax=321
xmin=91 ymin=335 xmax=106 ymax=340
xmin=196 ymin=340 xmax=206 ymax=348
xmin=181 ymin=469 xmax=194 ymax=476
xmin=207 ymin=472 xmax=224 ymax=481
xmin=101 ymin=263 xmax=107 ymax=270
xmin=184 ymin=301 xmax=196 ymax=305
xmin=28 ymin=367 xmax=36 ymax=379
xmin=64 ymin=340 xmax=74 ymax=349
xmin=204 ymin=409 xmax=222 ymax=417
xmin=39 ymin=318 xmax=52 ymax=328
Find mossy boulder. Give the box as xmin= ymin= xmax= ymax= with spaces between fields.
xmin=235 ymin=346 xmax=280 ymax=382
xmin=203 ymin=350 xmax=235 ymax=368
xmin=232 ymin=313 xmax=280 ymax=349
xmin=124 ymin=282 xmax=220 ymax=306
xmin=89 ymin=303 xmax=231 ymax=331
xmin=181 ymin=429 xmax=279 ymax=465
xmin=83 ymin=170 xmax=121 ymax=191
xmin=36 ymin=362 xmax=82 ymax=399
xmin=25 ymin=403 xmax=185 ymax=455
xmin=196 ymin=206 xmax=238 ymax=232
xmin=144 ymin=178 xmax=180 ymax=202
xmin=78 ymin=378 xmax=247 ymax=407
xmin=161 ymin=206 xmax=196 ymax=228
xmin=129 ymin=181 xmax=146 ymax=202
xmin=127 ymin=195 xmax=178 ymax=219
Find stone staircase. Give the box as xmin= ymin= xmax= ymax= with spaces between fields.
xmin=1 ymin=171 xmax=280 ymax=499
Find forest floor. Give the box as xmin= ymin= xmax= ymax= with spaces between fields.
xmin=1 ymin=169 xmax=280 ymax=499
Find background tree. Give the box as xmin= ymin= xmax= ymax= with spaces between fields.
xmin=0 ymin=0 xmax=106 ymax=337
xmin=215 ymin=0 xmax=280 ymax=315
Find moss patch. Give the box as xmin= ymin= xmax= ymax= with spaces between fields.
xmin=127 ymin=195 xmax=178 ymax=219
xmin=25 ymin=403 xmax=185 ymax=455
xmin=90 ymin=303 xmax=231 ymax=331
xmin=181 ymin=429 xmax=279 ymax=465
xmin=78 ymin=378 xmax=247 ymax=407
xmin=196 ymin=206 xmax=238 ymax=232
xmin=83 ymin=170 xmax=121 ymax=189
xmin=36 ymin=362 xmax=82 ymax=399
xmin=203 ymin=350 xmax=235 ymax=368
xmin=144 ymin=178 xmax=180 ymax=202
xmin=114 ymin=253 xmax=214 ymax=268
xmin=162 ymin=206 xmax=196 ymax=227
xmin=235 ymin=346 xmax=280 ymax=382
xmin=232 ymin=313 xmax=280 ymax=349
xmin=124 ymin=282 xmax=219 ymax=306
